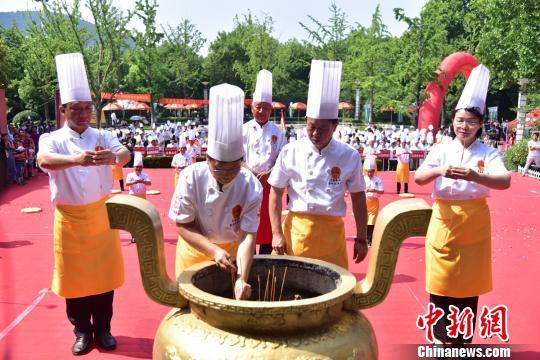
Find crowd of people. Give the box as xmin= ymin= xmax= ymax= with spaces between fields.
xmin=0 ymin=50 xmax=529 ymax=358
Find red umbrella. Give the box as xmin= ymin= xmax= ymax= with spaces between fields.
xmin=185 ymin=103 xmax=201 ymax=110
xmin=164 ymin=103 xmax=185 ymax=110
xmin=290 ymin=102 xmax=307 ymax=111
xmin=272 ymin=101 xmax=286 ymax=109
xmin=526 ymin=108 xmax=540 ymax=120
xmin=124 ymin=101 xmax=150 ymax=110
xmin=338 ymin=102 xmax=354 ymax=110
xmin=102 ymin=102 xmax=122 ymax=111
xmin=507 ymin=118 xmax=539 ymax=128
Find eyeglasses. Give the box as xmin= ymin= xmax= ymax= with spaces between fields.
xmin=454 ymin=119 xmax=481 ymax=126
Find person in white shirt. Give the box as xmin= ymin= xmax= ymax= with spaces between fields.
xmin=125 ymin=153 xmax=151 ymax=199
xmin=522 ymin=132 xmax=540 ymax=177
xmin=414 ymin=64 xmax=511 ymax=346
xmin=125 ymin=153 xmax=152 ymax=243
xmin=171 ymin=143 xmax=192 ymax=188
xmin=268 ymin=60 xmax=368 ymax=268
xmin=395 ymin=139 xmax=411 ymax=194
xmin=363 ymin=164 xmax=384 ymax=247
xmin=242 ymin=70 xmax=286 ymax=255
xmin=185 ymin=131 xmax=200 ymax=163
xmin=37 ymin=53 xmax=131 ymax=355
xmin=362 ymin=139 xmax=379 ymax=176
xmin=169 ymin=84 xmax=262 ymax=300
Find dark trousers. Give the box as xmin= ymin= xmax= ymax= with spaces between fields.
xmin=66 ymin=291 xmax=114 ymax=336
xmin=389 ymin=159 xmax=397 ymax=171
xmin=258 ymin=243 xmax=273 ymax=255
xmin=367 ymin=225 xmax=375 ymax=246
xmin=430 ymin=293 xmax=479 ymax=344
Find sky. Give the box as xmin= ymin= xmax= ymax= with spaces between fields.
xmin=0 ymin=0 xmax=427 ymax=55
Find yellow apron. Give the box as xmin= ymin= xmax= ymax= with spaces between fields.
xmin=112 ymin=165 xmax=123 ymax=181
xmin=174 ymin=173 xmax=179 ymax=189
xmin=425 ymin=198 xmax=491 ymax=298
xmin=366 ymin=197 xmax=379 ymax=226
xmin=175 ymin=237 xmax=238 ymax=278
xmin=283 ymin=212 xmax=348 ymax=269
xmin=53 ymin=197 xmax=124 ymax=298
xmin=396 ymin=162 xmax=410 ymax=183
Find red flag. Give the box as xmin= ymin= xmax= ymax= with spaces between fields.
xmin=280 ymin=109 xmax=286 ymax=132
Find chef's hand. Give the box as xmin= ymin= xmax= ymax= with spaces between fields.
xmin=92 ymin=149 xmax=115 ymax=165
xmin=272 ymin=233 xmax=286 ymax=255
xmin=353 ymin=237 xmax=368 ymax=263
xmin=213 ymin=248 xmax=237 ymax=273
xmin=75 ymin=150 xmax=97 ymax=167
xmin=256 ymin=171 xmax=270 ymax=185
xmin=448 ymin=166 xmax=478 ymax=182
xmin=234 ymin=278 xmax=252 ymax=300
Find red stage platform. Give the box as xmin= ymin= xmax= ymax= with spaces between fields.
xmin=1 ymin=169 xmax=539 ymax=359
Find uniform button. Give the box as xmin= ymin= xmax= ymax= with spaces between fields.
xmin=309 ymin=171 xmax=313 ymax=175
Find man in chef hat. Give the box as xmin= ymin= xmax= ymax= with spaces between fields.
xmin=268 ymin=60 xmax=368 ymax=269
xmin=415 ymin=64 xmax=511 ymax=346
xmin=363 ymin=160 xmax=384 ymax=247
xmin=242 ymin=69 xmax=286 ymax=254
xmin=185 ymin=130 xmax=200 ymax=163
xmin=169 ymin=83 xmax=262 ymax=300
xmin=37 ymin=53 xmax=131 ymax=355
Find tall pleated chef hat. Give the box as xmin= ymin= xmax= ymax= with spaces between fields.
xmin=455 ymin=64 xmax=490 ymax=115
xmin=364 ymin=159 xmax=376 ymax=171
xmin=207 ymin=84 xmax=244 ymax=162
xmin=252 ymin=69 xmax=272 ymax=104
xmin=133 ymin=151 xmax=144 ymax=167
xmin=306 ymin=60 xmax=342 ymax=119
xmin=55 ymin=53 xmax=92 ymax=104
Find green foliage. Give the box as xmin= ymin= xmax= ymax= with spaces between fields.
xmin=141 ymin=156 xmax=172 ymax=168
xmin=503 ymin=138 xmax=530 ymax=171
xmin=12 ymin=110 xmax=41 ymax=124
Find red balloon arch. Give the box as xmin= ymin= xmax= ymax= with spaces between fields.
xmin=418 ymin=52 xmax=479 ymax=132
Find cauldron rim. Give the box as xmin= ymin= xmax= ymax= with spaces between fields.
xmin=177 ymin=255 xmax=357 ymax=314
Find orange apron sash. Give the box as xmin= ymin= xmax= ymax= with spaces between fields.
xmin=396 ymin=162 xmax=410 ymax=183
xmin=175 ymin=237 xmax=238 ymax=278
xmin=425 ymin=198 xmax=491 ymax=297
xmin=366 ymin=197 xmax=380 ymax=226
xmin=283 ymin=212 xmax=348 ymax=269
xmin=53 ymin=197 xmax=124 ymax=298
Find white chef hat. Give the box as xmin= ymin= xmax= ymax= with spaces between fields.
xmin=306 ymin=60 xmax=342 ymax=119
xmin=365 ymin=160 xmax=376 ymax=171
xmin=188 ymin=131 xmax=196 ymax=141
xmin=207 ymin=83 xmax=244 ymax=162
xmin=455 ymin=64 xmax=490 ymax=115
xmin=428 ymin=124 xmax=434 ymax=130
xmin=55 ymin=53 xmax=92 ymax=104
xmin=179 ymin=138 xmax=187 ymax=147
xmin=133 ymin=152 xmax=144 ymax=167
xmin=252 ymin=69 xmax=272 ymax=104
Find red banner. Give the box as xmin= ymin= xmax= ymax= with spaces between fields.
xmin=164 ymin=147 xmax=178 ymax=156
xmin=133 ymin=147 xmax=146 ymax=156
xmin=102 ymin=93 xmax=151 ymax=103
xmin=146 ymin=146 xmax=161 ymax=156
xmin=158 ymin=98 xmax=208 ymax=105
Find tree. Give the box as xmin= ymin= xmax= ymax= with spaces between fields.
xmin=0 ymin=27 xmax=26 ymax=117
xmin=299 ymin=1 xmax=350 ymax=60
xmin=465 ymin=0 xmax=540 ymax=90
xmin=161 ymin=20 xmax=206 ymax=98
xmin=32 ymin=0 xmax=130 ymax=125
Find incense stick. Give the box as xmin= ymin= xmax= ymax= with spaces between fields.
xmin=258 ymin=274 xmax=261 ymax=301
xmin=278 ymin=267 xmax=288 ymax=301
xmin=264 ymin=269 xmax=270 ymax=301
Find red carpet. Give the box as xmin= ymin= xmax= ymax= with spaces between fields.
xmin=1 ymin=168 xmax=539 ymax=359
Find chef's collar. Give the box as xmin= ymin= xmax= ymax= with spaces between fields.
xmin=308 ymin=137 xmax=336 ymax=156
xmin=63 ymin=122 xmax=92 ymax=139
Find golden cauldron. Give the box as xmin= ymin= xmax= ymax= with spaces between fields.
xmin=106 ymin=196 xmax=431 ymax=359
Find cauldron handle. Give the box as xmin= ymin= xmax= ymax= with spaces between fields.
xmin=344 ymin=198 xmax=432 ymax=311
xmin=106 ymin=195 xmax=188 ymax=308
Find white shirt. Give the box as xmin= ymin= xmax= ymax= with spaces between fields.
xmin=268 ymin=138 xmax=366 ymax=217
xmin=364 ymin=175 xmax=383 ymax=199
xmin=126 ymin=172 xmax=150 ymax=195
xmin=527 ymin=140 xmax=540 ymax=158
xmin=171 ymin=152 xmax=192 ymax=173
xmin=169 ymin=162 xmax=262 ymax=244
xmin=38 ymin=124 xmax=123 ymax=205
xmin=396 ymin=146 xmax=410 ymax=164
xmin=363 ymin=146 xmax=378 ymax=169
xmin=418 ymin=139 xmax=508 ymax=200
xmin=242 ymin=119 xmax=286 ymax=173
xmin=186 ymin=144 xmax=200 ymax=160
